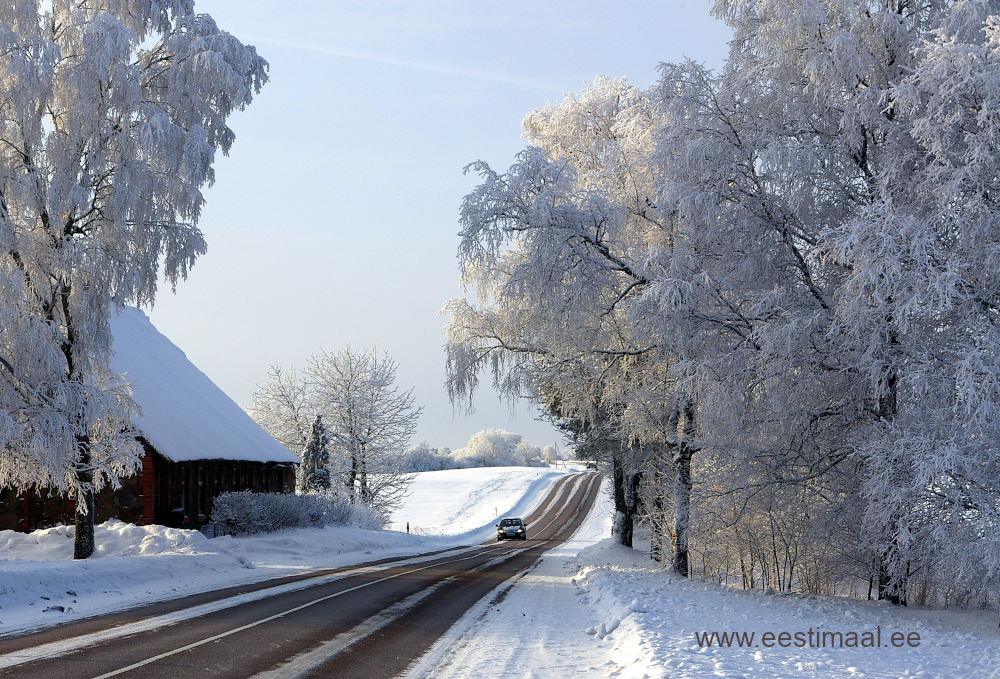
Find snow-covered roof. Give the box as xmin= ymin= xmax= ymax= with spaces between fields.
xmin=109 ymin=307 xmax=299 ymax=465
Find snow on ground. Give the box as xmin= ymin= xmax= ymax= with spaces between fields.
xmin=388 ymin=465 xmax=563 ymax=536
xmin=408 ymin=475 xmax=1000 ymax=679
xmin=567 ymin=537 xmax=1000 ymax=679
xmin=3 ymin=463 xmax=1000 ymax=679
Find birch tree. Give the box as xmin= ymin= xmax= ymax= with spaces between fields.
xmin=249 ymin=364 xmax=311 ymax=490
xmin=252 ymin=347 xmax=421 ymax=517
xmin=308 ymin=347 xmax=420 ymax=514
xmin=823 ymin=0 xmax=1000 ymax=600
xmin=0 ymin=0 xmax=266 ymax=558
xmin=446 ymin=77 xmax=674 ymax=553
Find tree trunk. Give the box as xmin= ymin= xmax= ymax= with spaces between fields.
xmin=611 ymin=452 xmax=639 ymax=548
xmin=624 ymin=467 xmax=641 ymax=547
xmin=877 ymin=543 xmax=907 ymax=606
xmin=359 ymin=456 xmax=370 ymax=504
xmin=650 ymin=462 xmax=665 ymax=563
xmin=672 ymin=443 xmax=692 ymax=577
xmin=672 ymin=401 xmax=697 ymax=578
xmin=875 ymin=332 xmax=906 ymax=605
xmin=611 ymin=454 xmax=630 ymax=547
xmin=63 ymin=298 xmax=95 ymax=560
xmin=73 ymin=440 xmax=95 ymax=559
xmin=348 ymin=454 xmax=358 ymax=504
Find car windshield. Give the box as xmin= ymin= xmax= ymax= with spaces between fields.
xmin=499 ymin=519 xmax=521 ymax=527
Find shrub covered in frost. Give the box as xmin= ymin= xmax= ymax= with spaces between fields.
xmin=402 ymin=442 xmax=461 ymax=472
xmin=210 ymin=491 xmax=380 ymax=536
xmin=403 ymin=432 xmax=566 ymax=472
xmin=452 ymin=429 xmax=549 ymax=468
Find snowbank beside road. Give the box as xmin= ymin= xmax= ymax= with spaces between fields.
xmin=572 ymin=539 xmax=1000 ymax=679
xmin=410 ymin=474 xmax=1000 ymax=679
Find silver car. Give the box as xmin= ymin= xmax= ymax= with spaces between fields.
xmin=496 ymin=517 xmax=527 ymax=541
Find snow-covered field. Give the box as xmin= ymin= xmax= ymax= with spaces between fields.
xmin=2 ymin=465 xmax=999 ymax=678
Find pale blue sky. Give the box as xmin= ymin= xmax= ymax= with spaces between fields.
xmin=145 ymin=1 xmax=731 ymax=452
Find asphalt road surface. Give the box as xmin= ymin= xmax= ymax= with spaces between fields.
xmin=0 ymin=471 xmax=603 ymax=679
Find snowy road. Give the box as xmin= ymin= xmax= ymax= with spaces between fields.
xmin=402 ymin=475 xmax=619 ymax=679
xmin=0 ymin=473 xmax=602 ymax=678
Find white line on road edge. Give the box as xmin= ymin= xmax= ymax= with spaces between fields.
xmin=248 ymin=551 xmax=524 ymax=679
xmin=88 ymin=548 xmax=526 ymax=679
xmin=0 ymin=545 xmax=491 ymax=672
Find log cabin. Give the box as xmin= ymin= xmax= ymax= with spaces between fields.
xmin=0 ymin=307 xmax=299 ymax=531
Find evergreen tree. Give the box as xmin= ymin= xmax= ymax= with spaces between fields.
xmin=301 ymin=414 xmax=331 ymax=492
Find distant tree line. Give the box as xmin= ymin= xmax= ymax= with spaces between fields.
xmin=403 ymin=429 xmax=563 ymax=472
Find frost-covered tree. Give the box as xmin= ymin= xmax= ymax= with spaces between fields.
xmin=644 ymin=53 xmax=861 ymax=582
xmin=446 ymin=77 xmax=678 ymax=553
xmin=249 ymin=365 xmax=311 ymax=459
xmin=308 ymin=347 xmax=420 ymax=515
xmin=0 ymin=1 xmax=266 ymax=558
xmin=821 ymin=0 xmax=1000 ymax=602
xmin=402 ymin=441 xmax=457 ymax=472
xmin=300 ymin=414 xmax=331 ymax=492
xmin=447 ymin=77 xmax=661 ymax=407
xmin=252 ymin=347 xmax=420 ymax=517
xmin=452 ymin=429 xmax=545 ymax=467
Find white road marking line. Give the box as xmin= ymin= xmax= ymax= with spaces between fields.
xmin=248 ymin=552 xmax=523 ymax=679
xmin=89 ymin=549 xmax=517 ymax=679
xmin=0 ymin=545 xmax=491 ymax=671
